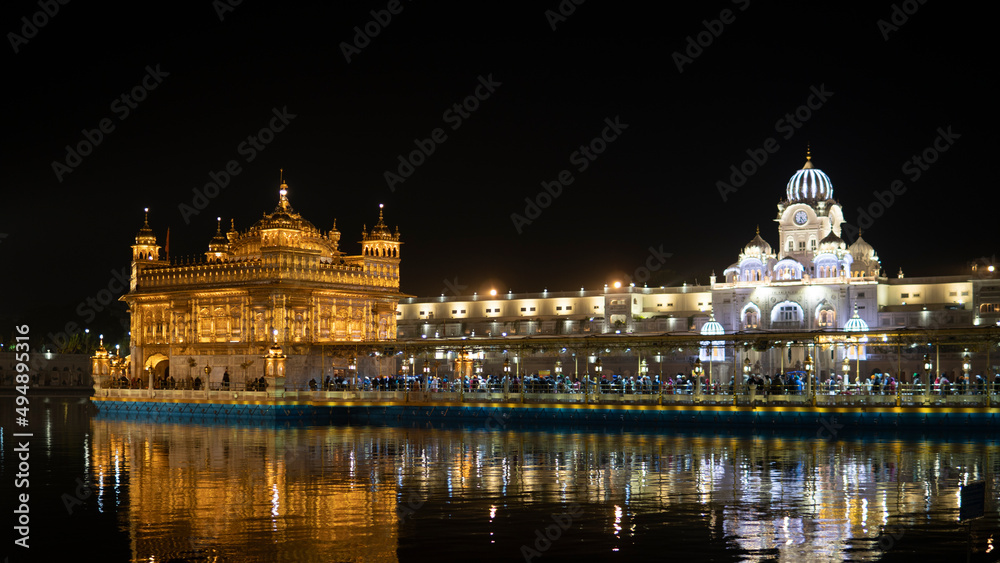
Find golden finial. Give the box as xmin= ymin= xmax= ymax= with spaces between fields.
xmin=755 ymin=225 xmax=760 ymax=235
xmin=230 ymin=218 xmax=236 ymax=231
xmin=216 ymin=217 xmax=222 ymax=234
xmin=143 ymin=207 xmax=150 ymax=227
xmin=278 ymin=169 xmax=289 ymax=210
xmin=806 ymin=144 xmax=811 ymax=161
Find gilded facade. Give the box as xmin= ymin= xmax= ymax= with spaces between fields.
xmin=122 ymin=177 xmax=404 ymax=391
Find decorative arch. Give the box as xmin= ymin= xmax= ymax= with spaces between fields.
xmin=741 ymin=302 xmax=761 ymax=329
xmin=814 ymin=301 xmax=836 ymax=328
xmin=770 ymin=300 xmax=804 ymax=327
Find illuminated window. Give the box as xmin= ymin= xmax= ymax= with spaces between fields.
xmin=556 ymin=306 xmax=562 ymax=311
xmin=981 ymin=303 xmax=1000 ymax=314
xmin=901 ymin=293 xmax=909 ymax=298
xmin=566 ymin=306 xmax=572 ymax=311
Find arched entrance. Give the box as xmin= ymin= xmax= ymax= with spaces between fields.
xmin=143 ymin=353 xmax=170 ymax=387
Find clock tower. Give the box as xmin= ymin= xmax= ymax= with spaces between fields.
xmin=774 ymin=150 xmax=845 ymax=266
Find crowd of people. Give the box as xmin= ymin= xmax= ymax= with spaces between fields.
xmin=300 ymin=369 xmax=1000 ymax=397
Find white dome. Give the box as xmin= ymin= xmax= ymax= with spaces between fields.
xmin=701 ymin=313 xmax=725 ymax=336
xmin=849 ymin=235 xmax=877 ymax=262
xmin=818 ymin=230 xmax=845 ymax=252
xmin=844 ymin=305 xmax=868 ymax=332
xmin=743 ymin=227 xmax=772 ymax=256
xmin=786 ymin=158 xmax=833 ymax=202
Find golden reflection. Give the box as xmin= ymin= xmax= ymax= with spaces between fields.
xmin=86 ymin=420 xmax=993 ymax=562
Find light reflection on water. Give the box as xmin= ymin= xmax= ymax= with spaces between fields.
xmin=75 ymin=417 xmax=1000 ymax=562
xmin=6 ymin=400 xmax=992 ymax=561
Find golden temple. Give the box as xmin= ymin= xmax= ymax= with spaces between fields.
xmin=118 ymin=175 xmax=404 ymax=393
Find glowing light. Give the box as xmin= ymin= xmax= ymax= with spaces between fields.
xmin=489 ymin=289 xmax=497 ymax=296
xmin=613 ymin=281 xmax=621 ymax=289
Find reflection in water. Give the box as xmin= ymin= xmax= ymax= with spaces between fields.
xmin=84 ymin=417 xmax=999 ymax=562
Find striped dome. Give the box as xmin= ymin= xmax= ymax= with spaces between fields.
xmin=786 ymin=158 xmax=833 ymax=202
xmin=844 ymin=305 xmax=868 ymax=332
xmin=701 ymin=313 xmax=725 ymax=336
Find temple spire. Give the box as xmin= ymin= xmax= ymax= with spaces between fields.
xmin=278 ymin=169 xmax=290 ymax=211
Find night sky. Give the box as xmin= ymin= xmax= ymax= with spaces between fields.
xmin=1 ymin=1 xmax=994 ymax=344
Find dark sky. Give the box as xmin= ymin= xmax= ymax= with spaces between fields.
xmin=1 ymin=1 xmax=995 ymax=342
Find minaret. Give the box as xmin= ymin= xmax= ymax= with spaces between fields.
xmin=278 ymin=168 xmax=291 ymax=212
xmin=130 ymin=208 xmax=165 ymax=291
xmin=361 ymin=204 xmax=402 ymax=261
xmin=361 ymin=204 xmax=403 ymax=340
xmin=131 ymin=208 xmax=161 ymax=262
xmin=206 ymin=216 xmax=230 ymax=262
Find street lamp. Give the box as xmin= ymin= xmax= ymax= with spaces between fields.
xmin=502 ymin=356 xmax=511 ymax=399
xmin=693 ymin=358 xmax=703 ymax=395
xmin=923 ymin=354 xmax=933 ymax=400
xmin=593 ymin=358 xmax=603 ymax=402
xmin=963 ymin=352 xmax=971 ymax=393
xmin=805 ymin=353 xmax=815 ymax=405
xmin=841 ymin=355 xmax=850 ymax=392
xmin=348 ymin=354 xmax=357 ymax=391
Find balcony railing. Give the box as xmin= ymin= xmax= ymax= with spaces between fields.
xmin=96 ymin=381 xmax=1000 ymax=408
